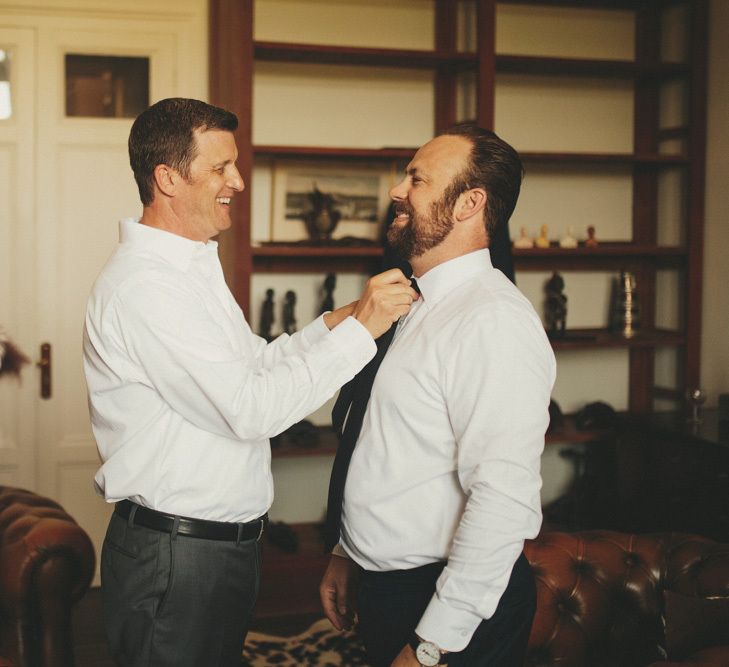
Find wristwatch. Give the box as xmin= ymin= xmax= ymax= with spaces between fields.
xmin=409 ymin=635 xmax=449 ymax=666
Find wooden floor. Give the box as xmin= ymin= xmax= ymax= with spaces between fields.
xmin=72 ymin=586 xmax=323 ymax=666
xmin=72 ymin=588 xmax=115 ymax=667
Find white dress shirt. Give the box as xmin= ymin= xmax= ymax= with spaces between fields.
xmin=341 ymin=248 xmax=556 ymax=651
xmin=84 ymin=218 xmax=375 ymax=522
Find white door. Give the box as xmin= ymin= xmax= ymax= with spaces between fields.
xmin=1 ymin=6 xmax=206 ymax=582
xmin=0 ymin=27 xmax=36 ymax=488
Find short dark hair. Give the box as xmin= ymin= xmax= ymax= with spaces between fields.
xmin=128 ymin=97 xmax=238 ymax=206
xmin=441 ymin=124 xmax=523 ymax=238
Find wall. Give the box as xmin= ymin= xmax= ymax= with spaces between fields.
xmin=701 ymin=0 xmax=729 ymax=406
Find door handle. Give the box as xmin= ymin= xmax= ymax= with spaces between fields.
xmin=37 ymin=342 xmax=51 ymax=399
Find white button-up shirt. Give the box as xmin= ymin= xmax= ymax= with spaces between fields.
xmin=341 ymin=248 xmax=556 ymax=651
xmin=84 ymin=218 xmax=375 ymax=523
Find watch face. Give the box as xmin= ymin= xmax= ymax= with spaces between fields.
xmin=415 ymin=641 xmax=441 ymax=667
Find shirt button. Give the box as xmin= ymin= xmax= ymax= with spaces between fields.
xmin=461 ymin=631 xmax=468 ymax=637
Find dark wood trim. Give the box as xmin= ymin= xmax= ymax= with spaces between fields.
xmin=683 ymin=0 xmax=708 ymax=392
xmin=253 ymin=254 xmax=382 ymax=275
xmin=253 ymin=145 xmax=415 ymax=160
xmin=209 ymin=0 xmax=254 ymax=315
xmin=652 ymin=386 xmax=683 ymax=401
xmin=253 ymin=245 xmax=384 ymax=258
xmin=629 ymin=348 xmax=655 ymax=413
xmin=498 ymin=0 xmax=642 ymax=7
xmin=514 ymin=244 xmax=686 ymax=258
xmin=253 ymin=145 xmax=688 ymax=165
xmin=254 ymin=41 xmax=476 ymax=69
xmin=476 ymin=0 xmax=497 ymax=130
xmin=253 ymin=242 xmax=686 ymax=260
xmin=658 ymin=125 xmax=689 ymax=141
xmin=496 ymin=55 xmax=689 ymax=79
xmin=628 ymin=1 xmax=662 ymax=411
xmin=548 ymin=328 xmax=684 ymax=351
xmin=271 ymin=426 xmax=338 ymax=459
xmin=434 ymin=0 xmax=458 ymax=133
xmin=521 ymin=151 xmax=687 ymax=165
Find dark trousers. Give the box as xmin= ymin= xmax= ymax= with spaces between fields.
xmin=357 ymin=553 xmax=536 ymax=667
xmin=101 ymin=510 xmax=261 ymax=667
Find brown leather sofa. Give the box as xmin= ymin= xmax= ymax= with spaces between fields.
xmin=524 ymin=531 xmax=729 ymax=666
xmin=0 ymin=486 xmax=95 ymax=667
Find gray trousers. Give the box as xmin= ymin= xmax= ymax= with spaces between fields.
xmin=101 ymin=510 xmax=261 ymax=667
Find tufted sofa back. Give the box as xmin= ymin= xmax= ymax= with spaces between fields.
xmin=0 ymin=486 xmax=95 ymax=667
xmin=523 ymin=531 xmax=729 ymax=667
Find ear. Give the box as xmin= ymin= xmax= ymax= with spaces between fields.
xmin=455 ymin=188 xmax=487 ymax=222
xmin=153 ymin=164 xmax=178 ymax=198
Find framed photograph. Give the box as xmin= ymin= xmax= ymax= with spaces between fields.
xmin=270 ymin=161 xmax=393 ymax=243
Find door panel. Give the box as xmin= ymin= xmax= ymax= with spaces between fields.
xmin=0 ymin=27 xmax=36 ymax=488
xmin=26 ymin=12 xmax=205 ymax=583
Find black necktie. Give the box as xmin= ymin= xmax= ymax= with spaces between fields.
xmin=323 ymin=320 xmax=398 ymax=552
xmin=323 ymin=280 xmax=420 ymax=552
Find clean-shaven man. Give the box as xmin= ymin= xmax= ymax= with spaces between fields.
xmin=83 ymin=97 xmax=417 ymax=667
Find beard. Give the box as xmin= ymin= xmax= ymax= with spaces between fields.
xmin=386 ymin=196 xmax=455 ymax=260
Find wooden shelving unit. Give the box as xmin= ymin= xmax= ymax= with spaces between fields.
xmin=210 ymin=0 xmax=707 ymax=416
xmin=270 ymin=426 xmax=339 ymax=459
xmin=267 ymin=420 xmax=611 ymax=459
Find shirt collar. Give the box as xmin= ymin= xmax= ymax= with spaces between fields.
xmin=119 ymin=217 xmax=218 ymax=272
xmin=414 ymin=248 xmax=493 ymax=306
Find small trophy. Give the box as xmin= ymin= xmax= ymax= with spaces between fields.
xmin=612 ymin=271 xmax=640 ymax=338
xmin=686 ymin=387 xmax=706 ymax=425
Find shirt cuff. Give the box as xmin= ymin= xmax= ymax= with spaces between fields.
xmin=331 ymin=543 xmax=351 ymax=559
xmin=415 ymin=595 xmax=483 ymax=653
xmin=299 ymin=314 xmax=331 ymax=348
xmin=326 ymin=316 xmax=376 ymax=371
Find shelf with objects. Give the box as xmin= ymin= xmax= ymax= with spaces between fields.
xmin=209 ymin=0 xmax=706 ymax=417
xmin=208 ymin=0 xmax=707 ymax=619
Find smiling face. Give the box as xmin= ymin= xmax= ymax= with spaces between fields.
xmin=174 ymin=128 xmax=244 ymax=241
xmin=387 ymin=134 xmax=472 ymax=260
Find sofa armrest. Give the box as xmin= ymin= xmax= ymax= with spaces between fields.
xmin=0 ymin=487 xmax=95 ymax=667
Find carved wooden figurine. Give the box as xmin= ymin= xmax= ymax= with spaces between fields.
xmin=545 ymin=272 xmax=567 ymax=337
xmin=513 ymin=227 xmax=534 ymax=248
xmin=535 ymin=224 xmax=550 ymax=248
xmin=283 ymin=290 xmax=298 ymax=334
xmin=259 ymin=288 xmax=275 ymax=342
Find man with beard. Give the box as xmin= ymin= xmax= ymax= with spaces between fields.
xmin=319 ymin=125 xmax=556 ymax=667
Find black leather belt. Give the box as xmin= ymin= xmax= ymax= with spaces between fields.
xmin=115 ymin=500 xmax=267 ymax=542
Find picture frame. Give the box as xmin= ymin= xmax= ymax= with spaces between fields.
xmin=269 ymin=161 xmax=393 ymax=243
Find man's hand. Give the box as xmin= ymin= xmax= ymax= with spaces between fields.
xmin=391 ymin=644 xmax=420 ymax=666
xmin=319 ymin=554 xmax=359 ymax=631
xmin=353 ymin=269 xmax=419 ymax=339
xmin=323 ymin=301 xmax=357 ymax=330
